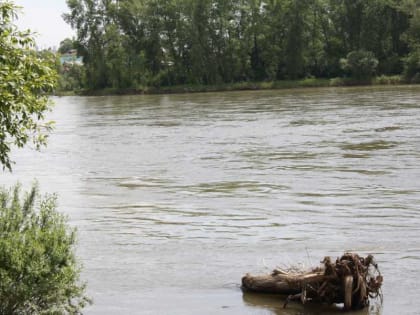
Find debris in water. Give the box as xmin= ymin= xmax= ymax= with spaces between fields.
xmin=241 ymin=253 xmax=383 ymax=311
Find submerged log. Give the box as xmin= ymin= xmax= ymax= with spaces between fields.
xmin=242 ymin=270 xmax=326 ymax=294
xmin=241 ymin=253 xmax=383 ymax=311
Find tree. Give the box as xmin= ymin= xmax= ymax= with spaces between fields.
xmin=401 ymin=0 xmax=420 ymax=81
xmin=283 ymin=0 xmax=309 ymax=79
xmin=0 ymin=1 xmax=57 ymax=171
xmin=0 ymin=2 xmax=90 ymax=313
xmin=58 ymin=37 xmax=76 ymax=54
xmin=62 ymin=0 xmax=417 ymax=89
xmin=63 ymin=0 xmax=109 ymax=89
xmin=0 ymin=184 xmax=91 ymax=314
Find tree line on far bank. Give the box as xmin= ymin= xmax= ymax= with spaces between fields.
xmin=61 ymin=0 xmax=420 ymax=91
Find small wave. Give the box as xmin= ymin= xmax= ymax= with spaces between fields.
xmin=341 ymin=140 xmax=398 ymax=151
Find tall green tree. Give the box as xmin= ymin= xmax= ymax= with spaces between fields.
xmin=283 ymin=0 xmax=309 ymax=79
xmin=400 ymin=0 xmax=420 ymax=81
xmin=64 ymin=0 xmax=109 ymax=89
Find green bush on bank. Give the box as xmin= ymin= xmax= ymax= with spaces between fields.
xmin=340 ymin=50 xmax=379 ymax=79
xmin=374 ymin=75 xmax=403 ymax=85
xmin=0 ymin=184 xmax=90 ymax=314
xmin=74 ymin=75 xmax=409 ymax=96
xmin=403 ymin=48 xmax=420 ymax=83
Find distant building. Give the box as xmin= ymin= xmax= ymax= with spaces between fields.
xmin=60 ymin=49 xmax=83 ymax=66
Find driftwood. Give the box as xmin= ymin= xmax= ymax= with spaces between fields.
xmin=242 ymin=253 xmax=383 ymax=311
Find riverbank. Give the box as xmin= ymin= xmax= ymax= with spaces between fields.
xmin=55 ymin=75 xmax=405 ymax=96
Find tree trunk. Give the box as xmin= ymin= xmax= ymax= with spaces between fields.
xmin=241 ymin=270 xmax=326 ymax=295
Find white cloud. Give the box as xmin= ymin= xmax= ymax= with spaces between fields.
xmin=14 ymin=0 xmax=75 ymax=49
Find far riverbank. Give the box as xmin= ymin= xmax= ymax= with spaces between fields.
xmin=55 ymin=75 xmax=407 ymax=97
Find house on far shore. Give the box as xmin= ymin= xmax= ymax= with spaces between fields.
xmin=60 ymin=49 xmax=83 ymax=66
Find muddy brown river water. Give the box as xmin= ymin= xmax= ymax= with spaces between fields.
xmin=1 ymin=86 xmax=420 ymax=314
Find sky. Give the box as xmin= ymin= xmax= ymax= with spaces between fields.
xmin=14 ymin=0 xmax=75 ymax=49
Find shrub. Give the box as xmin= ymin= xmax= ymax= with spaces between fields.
xmin=58 ymin=63 xmax=86 ymax=92
xmin=340 ymin=50 xmax=379 ymax=79
xmin=403 ymin=48 xmax=420 ymax=83
xmin=0 ymin=184 xmax=90 ymax=314
xmin=374 ymin=75 xmax=403 ymax=85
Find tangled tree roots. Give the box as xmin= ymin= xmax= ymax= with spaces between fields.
xmin=242 ymin=253 xmax=383 ymax=311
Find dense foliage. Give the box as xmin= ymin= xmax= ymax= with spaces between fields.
xmin=0 ymin=1 xmax=57 ymax=171
xmin=0 ymin=184 xmax=90 ymax=314
xmin=63 ymin=0 xmax=420 ymax=90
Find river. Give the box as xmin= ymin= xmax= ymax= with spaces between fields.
xmin=1 ymin=86 xmax=420 ymax=314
